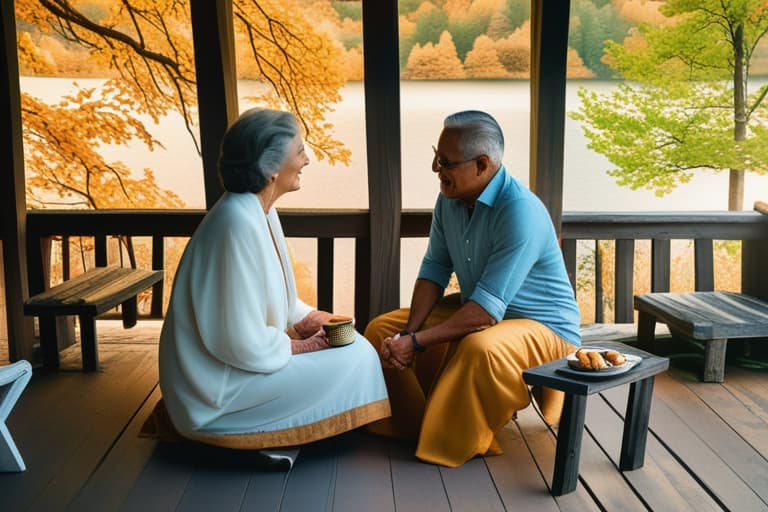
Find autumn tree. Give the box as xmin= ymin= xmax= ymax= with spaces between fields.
xmin=16 ymin=0 xmax=351 ymax=213
xmin=399 ymin=2 xmax=449 ymax=69
xmin=464 ymin=35 xmax=509 ymax=78
xmin=571 ymin=0 xmax=768 ymax=210
xmin=402 ymin=31 xmax=466 ymax=80
xmin=444 ymin=0 xmax=496 ymax=61
xmin=494 ymin=21 xmax=529 ymax=77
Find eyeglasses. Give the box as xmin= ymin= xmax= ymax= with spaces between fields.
xmin=432 ymin=146 xmax=478 ymax=170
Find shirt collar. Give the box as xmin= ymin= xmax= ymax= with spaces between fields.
xmin=475 ymin=165 xmax=507 ymax=208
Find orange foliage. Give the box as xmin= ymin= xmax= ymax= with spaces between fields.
xmin=494 ymin=22 xmax=530 ymax=78
xmin=402 ymin=31 xmax=467 ymax=79
xmin=566 ymin=48 xmax=594 ymax=79
xmin=464 ymin=35 xmax=510 ymax=78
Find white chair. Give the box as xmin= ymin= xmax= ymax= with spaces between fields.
xmin=0 ymin=360 xmax=32 ymax=472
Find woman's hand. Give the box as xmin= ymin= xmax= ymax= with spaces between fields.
xmin=291 ymin=310 xmax=335 ymax=338
xmin=291 ymin=329 xmax=331 ymax=354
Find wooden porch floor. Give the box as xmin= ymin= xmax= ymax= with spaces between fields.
xmin=2 ymin=320 xmax=768 ymax=511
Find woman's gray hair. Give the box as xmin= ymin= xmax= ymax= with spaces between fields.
xmin=218 ymin=108 xmax=299 ymax=194
xmin=443 ymin=110 xmax=504 ymax=166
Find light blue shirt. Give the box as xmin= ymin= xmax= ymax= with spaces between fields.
xmin=418 ymin=166 xmax=581 ymax=346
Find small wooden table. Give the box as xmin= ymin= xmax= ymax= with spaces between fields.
xmin=522 ymin=341 xmax=669 ymax=496
xmin=24 ymin=266 xmax=163 ymax=371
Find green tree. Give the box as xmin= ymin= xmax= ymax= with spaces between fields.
xmin=400 ymin=3 xmax=449 ymax=69
xmin=568 ymin=0 xmax=630 ymax=79
xmin=571 ymin=0 xmax=768 ymax=210
xmin=402 ymin=31 xmax=466 ymax=79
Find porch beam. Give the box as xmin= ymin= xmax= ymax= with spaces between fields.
xmin=362 ymin=0 xmax=402 ymax=318
xmin=190 ymin=0 xmax=238 ymax=210
xmin=529 ymin=0 xmax=571 ymax=236
xmin=0 ymin=0 xmax=35 ymax=361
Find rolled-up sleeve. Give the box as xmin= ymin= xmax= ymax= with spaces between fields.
xmin=467 ymin=200 xmax=544 ymax=321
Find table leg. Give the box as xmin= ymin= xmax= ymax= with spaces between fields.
xmin=121 ymin=296 xmax=138 ymax=329
xmin=620 ymin=376 xmax=655 ymax=470
xmin=636 ymin=311 xmax=656 ymax=353
xmin=39 ymin=315 xmax=60 ymax=371
xmin=78 ymin=315 xmax=99 ymax=372
xmin=551 ymin=393 xmax=587 ymax=496
xmin=703 ymin=338 xmax=727 ymax=383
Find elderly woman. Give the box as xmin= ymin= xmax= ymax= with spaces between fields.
xmin=158 ymin=108 xmax=390 ymax=451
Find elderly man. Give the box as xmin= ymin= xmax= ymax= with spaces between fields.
xmin=364 ymin=110 xmax=581 ymax=467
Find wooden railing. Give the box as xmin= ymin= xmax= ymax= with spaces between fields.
xmin=26 ymin=209 xmax=768 ymax=329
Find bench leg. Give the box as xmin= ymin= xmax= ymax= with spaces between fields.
xmin=703 ymin=338 xmax=727 ymax=383
xmin=78 ymin=315 xmax=99 ymax=372
xmin=620 ymin=376 xmax=655 ymax=471
xmin=551 ymin=393 xmax=587 ymax=496
xmin=122 ymin=296 xmax=138 ymax=329
xmin=636 ymin=311 xmax=656 ymax=354
xmin=39 ymin=315 xmax=60 ymax=371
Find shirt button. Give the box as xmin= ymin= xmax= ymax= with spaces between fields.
xmin=466 ymin=240 xmax=469 ymax=244
xmin=467 ymin=257 xmax=471 ymax=262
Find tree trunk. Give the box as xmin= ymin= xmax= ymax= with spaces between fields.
xmin=731 ymin=23 xmax=746 ymax=211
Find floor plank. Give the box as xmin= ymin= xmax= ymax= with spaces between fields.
xmin=486 ymin=421 xmax=560 ymax=511
xmin=513 ymin=406 xmax=600 ymax=511
xmin=611 ymin=371 xmax=767 ymax=511
xmin=439 ymin=457 xmax=504 ymax=512
xmin=588 ymin=386 xmax=720 ymax=512
xmin=389 ymin=439 xmax=450 ymax=512
xmin=655 ymin=372 xmax=768 ymax=506
xmin=332 ymin=431 xmax=394 ymax=512
xmin=120 ymin=443 xmax=194 ymax=512
xmin=2 ymin=347 xmax=157 ymax=512
xmin=280 ymin=437 xmax=337 ymax=512
xmin=66 ymin=387 xmax=162 ymax=511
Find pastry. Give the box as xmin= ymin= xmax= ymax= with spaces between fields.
xmin=587 ymin=350 xmax=608 ymax=370
xmin=575 ymin=349 xmax=591 ymax=368
xmin=604 ymin=350 xmax=626 ymax=366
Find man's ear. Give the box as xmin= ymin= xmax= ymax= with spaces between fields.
xmin=476 ymin=155 xmax=491 ymax=175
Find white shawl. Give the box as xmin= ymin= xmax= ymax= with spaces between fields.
xmin=159 ymin=191 xmax=313 ymax=430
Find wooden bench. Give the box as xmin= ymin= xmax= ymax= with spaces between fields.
xmin=24 ymin=266 xmax=163 ymax=372
xmin=634 ymin=291 xmax=768 ymax=382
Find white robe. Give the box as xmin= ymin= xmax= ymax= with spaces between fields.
xmin=158 ymin=192 xmax=389 ymax=444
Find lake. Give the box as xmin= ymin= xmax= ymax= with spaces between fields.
xmin=20 ymin=78 xmax=768 ymax=311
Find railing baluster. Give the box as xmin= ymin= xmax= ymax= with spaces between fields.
xmin=95 ymin=236 xmax=107 ymax=267
xmin=651 ymin=239 xmax=670 ymax=292
xmin=151 ymin=235 xmax=164 ymax=318
xmin=62 ymin=235 xmax=70 ymax=281
xmin=615 ymin=239 xmax=635 ymax=323
xmin=355 ymin=237 xmax=371 ymax=332
xmin=595 ymin=240 xmax=603 ymax=323
xmin=317 ymin=238 xmax=334 ymax=313
xmin=694 ymin=239 xmax=714 ymax=291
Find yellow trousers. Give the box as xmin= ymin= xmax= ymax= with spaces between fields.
xmin=363 ymin=294 xmax=575 ymax=467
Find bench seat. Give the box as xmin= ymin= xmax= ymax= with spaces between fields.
xmin=24 ymin=266 xmax=163 ymax=371
xmin=634 ymin=291 xmax=768 ymax=382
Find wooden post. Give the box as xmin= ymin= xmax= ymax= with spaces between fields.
xmin=190 ymin=0 xmax=238 ymax=210
xmin=529 ymin=0 xmax=571 ymax=236
xmin=0 ymin=0 xmax=35 ymax=362
xmin=362 ymin=0 xmax=402 ymax=318
xmin=742 ymin=202 xmax=768 ymax=301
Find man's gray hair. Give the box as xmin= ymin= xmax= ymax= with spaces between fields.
xmin=218 ymin=108 xmax=299 ymax=194
xmin=443 ymin=110 xmax=504 ymax=166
